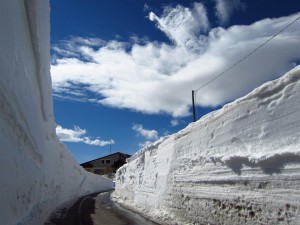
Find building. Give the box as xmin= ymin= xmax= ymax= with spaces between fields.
xmin=80 ymin=152 xmax=131 ymax=175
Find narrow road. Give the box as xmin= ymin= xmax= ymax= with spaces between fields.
xmin=45 ymin=191 xmax=159 ymax=225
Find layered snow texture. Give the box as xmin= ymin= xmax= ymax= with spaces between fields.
xmin=0 ymin=1 xmax=113 ymax=224
xmin=113 ymin=66 xmax=300 ymax=225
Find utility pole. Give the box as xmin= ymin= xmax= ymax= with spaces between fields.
xmin=192 ymin=90 xmax=197 ymax=122
xmin=109 ymin=144 xmax=111 ymax=154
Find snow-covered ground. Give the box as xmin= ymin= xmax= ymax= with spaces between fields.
xmin=112 ymin=66 xmax=300 ymax=224
xmin=0 ymin=1 xmax=113 ymax=225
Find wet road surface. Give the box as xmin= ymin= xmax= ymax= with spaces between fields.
xmin=45 ymin=191 xmax=159 ymax=225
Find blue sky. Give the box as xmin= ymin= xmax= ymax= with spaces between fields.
xmin=50 ymin=0 xmax=300 ymax=164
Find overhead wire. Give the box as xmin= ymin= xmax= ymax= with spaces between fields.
xmin=193 ymin=15 xmax=300 ymax=93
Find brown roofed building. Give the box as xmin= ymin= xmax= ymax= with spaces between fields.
xmin=80 ymin=152 xmax=131 ymax=175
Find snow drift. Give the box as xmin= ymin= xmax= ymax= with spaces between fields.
xmin=113 ymin=65 xmax=300 ymax=225
xmin=0 ymin=1 xmax=112 ymax=225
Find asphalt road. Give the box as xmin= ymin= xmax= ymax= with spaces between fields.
xmin=45 ymin=191 xmax=159 ymax=225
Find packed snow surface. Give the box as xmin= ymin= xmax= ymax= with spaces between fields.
xmin=113 ymin=65 xmax=300 ymax=224
xmin=0 ymin=1 xmax=112 ymax=225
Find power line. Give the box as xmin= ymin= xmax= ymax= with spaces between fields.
xmin=194 ymin=15 xmax=300 ymax=93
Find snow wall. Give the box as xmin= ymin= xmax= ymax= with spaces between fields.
xmin=113 ymin=66 xmax=300 ymax=225
xmin=0 ymin=1 xmax=113 ymax=225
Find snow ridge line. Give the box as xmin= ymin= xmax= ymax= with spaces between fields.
xmin=223 ymin=65 xmax=300 ymax=112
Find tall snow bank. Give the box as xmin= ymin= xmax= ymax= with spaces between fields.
xmin=0 ymin=1 xmax=113 ymax=225
xmin=113 ymin=66 xmax=300 ymax=225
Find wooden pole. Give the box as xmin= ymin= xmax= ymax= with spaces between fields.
xmin=192 ymin=90 xmax=197 ymax=122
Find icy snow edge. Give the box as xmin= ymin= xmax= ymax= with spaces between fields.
xmin=130 ymin=65 xmax=300 ymax=165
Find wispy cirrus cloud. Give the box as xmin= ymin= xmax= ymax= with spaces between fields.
xmin=56 ymin=125 xmax=115 ymax=146
xmin=215 ymin=0 xmax=246 ymax=25
xmin=149 ymin=2 xmax=209 ymax=54
xmin=51 ymin=2 xmax=300 ymax=118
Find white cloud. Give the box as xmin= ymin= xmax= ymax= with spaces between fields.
xmin=215 ymin=0 xmax=246 ymax=25
xmin=132 ymin=124 xmax=159 ymax=140
xmin=143 ymin=3 xmax=150 ymax=12
xmin=138 ymin=141 xmax=153 ymax=149
xmin=51 ymin=5 xmax=300 ymax=118
xmin=170 ymin=119 xmax=179 ymax=127
xmin=56 ymin=125 xmax=115 ymax=146
xmin=170 ymin=119 xmax=186 ymax=127
xmin=149 ymin=2 xmax=209 ymax=54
